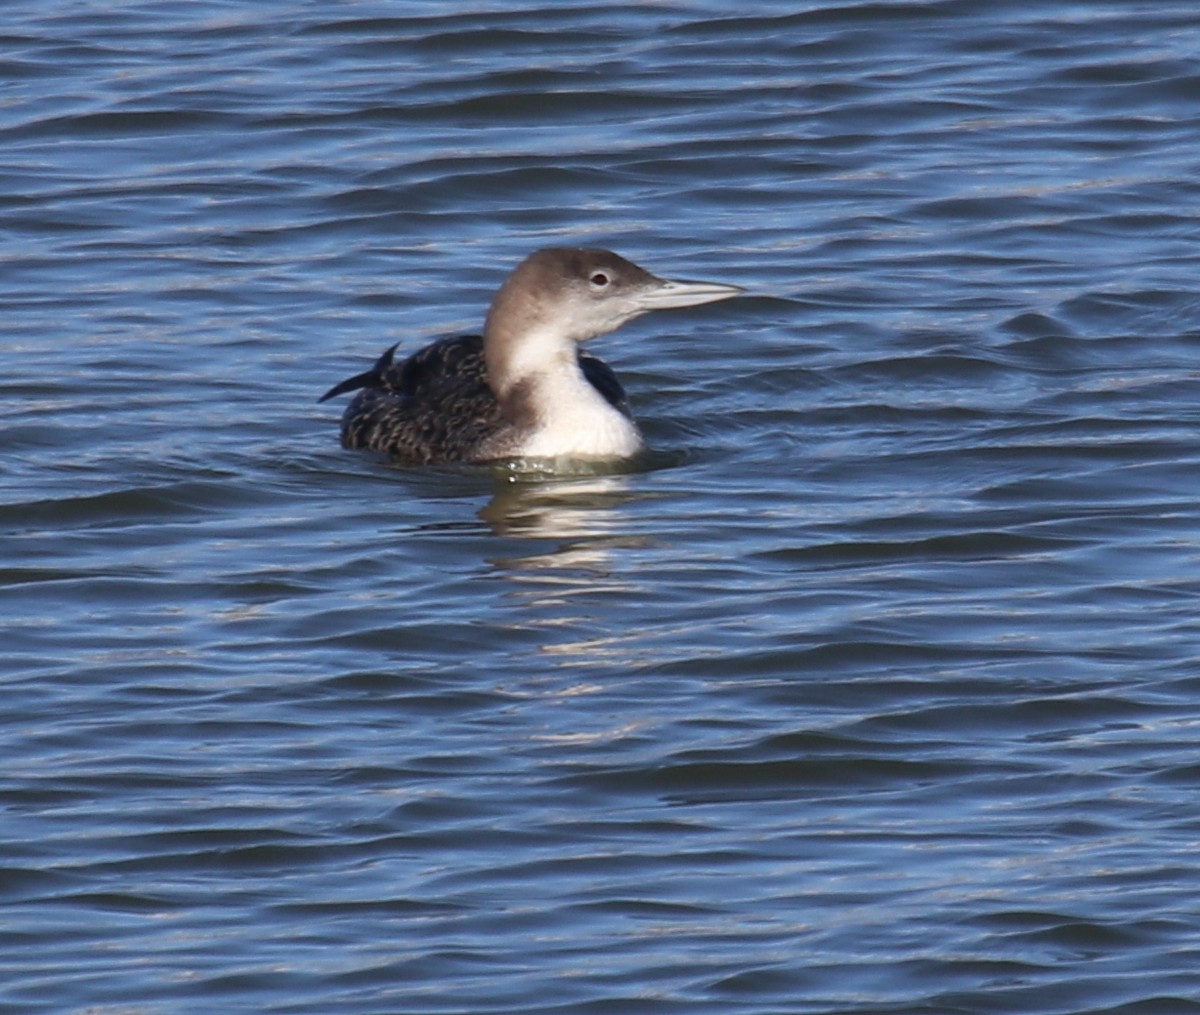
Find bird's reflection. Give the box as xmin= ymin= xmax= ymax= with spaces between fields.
xmin=478 ymin=471 xmax=660 ymax=673
xmin=472 ymin=475 xmax=672 ymax=719
xmin=482 ymin=469 xmax=641 ymax=540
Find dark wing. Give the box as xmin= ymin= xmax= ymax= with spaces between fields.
xmin=579 ymin=351 xmax=630 ymax=417
xmin=394 ymin=334 xmax=488 ymax=398
xmin=319 ymin=334 xmax=630 ymax=463
xmin=319 ymin=335 xmax=490 ymax=404
xmin=318 ymin=343 xmax=399 ymax=403
xmin=321 ymin=335 xmax=626 ymax=408
xmin=320 ymin=335 xmax=499 ymax=463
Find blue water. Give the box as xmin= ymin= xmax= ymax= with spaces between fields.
xmin=4 ymin=3 xmax=1200 ymax=1013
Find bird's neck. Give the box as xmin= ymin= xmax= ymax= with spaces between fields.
xmin=485 ymin=319 xmax=575 ymax=404
xmin=485 ymin=323 xmax=642 ymax=460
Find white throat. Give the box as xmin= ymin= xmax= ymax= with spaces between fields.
xmin=488 ymin=323 xmax=642 ymax=460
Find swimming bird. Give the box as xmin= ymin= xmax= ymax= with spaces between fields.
xmin=319 ymin=247 xmax=742 ymax=465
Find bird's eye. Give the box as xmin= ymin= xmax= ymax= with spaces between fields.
xmin=589 ymin=272 xmax=610 ymax=288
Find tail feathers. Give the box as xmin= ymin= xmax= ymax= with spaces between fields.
xmin=318 ymin=344 xmax=398 ymax=403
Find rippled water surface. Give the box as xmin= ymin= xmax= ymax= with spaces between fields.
xmin=4 ymin=2 xmax=1200 ymax=1013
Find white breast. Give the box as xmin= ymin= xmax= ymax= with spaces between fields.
xmin=514 ymin=365 xmax=643 ymax=460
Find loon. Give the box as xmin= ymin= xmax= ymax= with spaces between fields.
xmin=319 ymin=247 xmax=742 ymax=465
